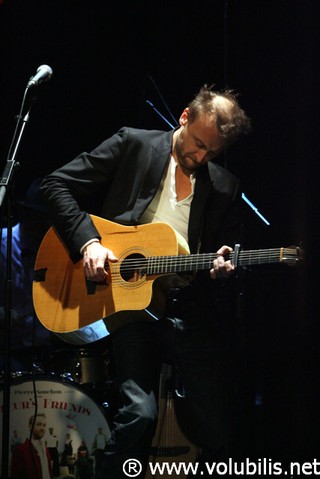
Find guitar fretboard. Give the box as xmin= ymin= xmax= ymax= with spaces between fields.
xmin=120 ymin=247 xmax=299 ymax=276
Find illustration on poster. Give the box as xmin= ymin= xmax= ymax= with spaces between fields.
xmin=0 ymin=377 xmax=111 ymax=474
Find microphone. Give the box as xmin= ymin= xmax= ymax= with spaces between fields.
xmin=27 ymin=64 xmax=53 ymax=88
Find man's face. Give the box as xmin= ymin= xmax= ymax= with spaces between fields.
xmin=174 ymin=108 xmax=224 ymax=174
xmin=30 ymin=416 xmax=46 ymax=440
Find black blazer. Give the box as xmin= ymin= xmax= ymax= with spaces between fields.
xmin=41 ymin=127 xmax=242 ymax=263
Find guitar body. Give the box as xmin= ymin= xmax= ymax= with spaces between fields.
xmin=33 ymin=216 xmax=183 ymax=335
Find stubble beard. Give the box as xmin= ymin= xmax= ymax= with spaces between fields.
xmin=173 ymin=139 xmax=197 ymax=175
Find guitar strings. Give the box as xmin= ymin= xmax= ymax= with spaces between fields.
xmin=109 ymin=248 xmax=298 ymax=276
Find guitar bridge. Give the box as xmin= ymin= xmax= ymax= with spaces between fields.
xmin=85 ymin=278 xmax=96 ymax=295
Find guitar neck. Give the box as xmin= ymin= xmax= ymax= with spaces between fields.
xmin=144 ymin=247 xmax=299 ymax=275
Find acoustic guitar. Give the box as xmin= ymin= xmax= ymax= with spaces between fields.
xmin=33 ymin=215 xmax=302 ymax=340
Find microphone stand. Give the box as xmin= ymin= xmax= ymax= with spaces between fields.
xmin=0 ymin=86 xmax=37 ymax=479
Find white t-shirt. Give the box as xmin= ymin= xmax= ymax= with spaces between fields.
xmin=140 ymin=155 xmax=195 ymax=252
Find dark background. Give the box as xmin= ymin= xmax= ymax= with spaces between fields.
xmin=1 ymin=0 xmax=319 ymax=464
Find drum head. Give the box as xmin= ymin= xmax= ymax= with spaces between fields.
xmin=0 ymin=376 xmax=111 ymax=476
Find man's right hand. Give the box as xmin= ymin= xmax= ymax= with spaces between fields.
xmin=82 ymin=241 xmax=118 ymax=283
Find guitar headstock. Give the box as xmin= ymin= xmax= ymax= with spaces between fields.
xmin=282 ymin=246 xmax=304 ymax=266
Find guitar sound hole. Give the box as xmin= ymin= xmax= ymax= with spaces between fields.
xmin=120 ymin=253 xmax=147 ymax=282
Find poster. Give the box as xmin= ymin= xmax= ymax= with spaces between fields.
xmin=0 ymin=376 xmax=111 ymax=477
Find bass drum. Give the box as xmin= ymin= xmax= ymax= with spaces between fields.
xmin=0 ymin=376 xmax=112 ymax=478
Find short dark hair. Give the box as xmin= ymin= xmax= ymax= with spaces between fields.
xmin=29 ymin=413 xmax=46 ymax=426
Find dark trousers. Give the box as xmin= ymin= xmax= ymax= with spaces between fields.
xmin=97 ymin=296 xmax=242 ymax=478
xmin=48 ymin=447 xmax=60 ymax=476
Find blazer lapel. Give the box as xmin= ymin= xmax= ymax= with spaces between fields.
xmin=132 ymin=130 xmax=174 ymax=222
